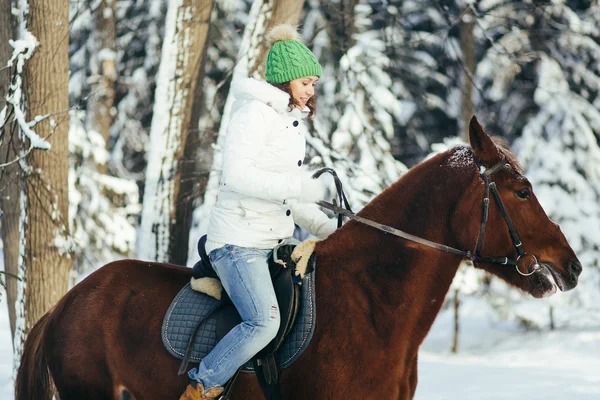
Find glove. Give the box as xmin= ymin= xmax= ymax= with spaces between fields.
xmin=298 ymin=169 xmax=326 ymax=204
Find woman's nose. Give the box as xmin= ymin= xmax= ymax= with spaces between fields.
xmin=307 ymin=86 xmax=314 ymax=96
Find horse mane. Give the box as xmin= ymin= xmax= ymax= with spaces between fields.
xmin=363 ymin=145 xmax=478 ymax=213
xmin=491 ymin=136 xmax=524 ymax=174
xmin=386 ymin=136 xmax=524 ymax=190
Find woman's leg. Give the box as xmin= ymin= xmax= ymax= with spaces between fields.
xmin=188 ymin=245 xmax=280 ymax=390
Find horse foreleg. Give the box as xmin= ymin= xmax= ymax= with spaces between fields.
xmin=407 ymin=355 xmax=419 ymax=399
xmin=395 ymin=354 xmax=419 ymax=400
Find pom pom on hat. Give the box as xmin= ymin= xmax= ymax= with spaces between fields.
xmin=266 ymin=24 xmax=300 ymax=46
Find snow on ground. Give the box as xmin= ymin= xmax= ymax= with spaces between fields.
xmin=415 ymin=298 xmax=600 ymax=399
xmin=0 ymin=285 xmax=598 ymax=399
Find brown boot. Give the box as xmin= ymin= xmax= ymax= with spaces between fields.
xmin=179 ymin=381 xmax=224 ymax=400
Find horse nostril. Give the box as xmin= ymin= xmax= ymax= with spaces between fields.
xmin=569 ymin=259 xmax=583 ymax=276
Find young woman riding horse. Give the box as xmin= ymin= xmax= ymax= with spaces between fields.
xmin=15 ymin=47 xmax=582 ymax=400
xmin=179 ymin=25 xmax=336 ymax=400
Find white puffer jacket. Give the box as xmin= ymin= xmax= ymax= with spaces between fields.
xmin=206 ymin=78 xmax=337 ymax=249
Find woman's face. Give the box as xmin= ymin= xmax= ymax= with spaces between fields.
xmin=289 ymin=76 xmax=319 ymax=109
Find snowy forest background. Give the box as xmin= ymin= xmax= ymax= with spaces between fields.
xmin=1 ymin=0 xmax=600 ymax=397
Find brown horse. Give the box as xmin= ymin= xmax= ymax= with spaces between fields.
xmin=15 ymin=117 xmax=581 ymax=400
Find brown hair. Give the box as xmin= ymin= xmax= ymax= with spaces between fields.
xmin=269 ymin=81 xmax=317 ymax=119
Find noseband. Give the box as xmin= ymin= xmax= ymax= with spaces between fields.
xmin=314 ymin=161 xmax=541 ymax=276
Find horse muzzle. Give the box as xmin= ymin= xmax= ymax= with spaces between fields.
xmin=543 ymin=258 xmax=581 ymax=293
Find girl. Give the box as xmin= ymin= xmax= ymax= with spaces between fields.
xmin=180 ymin=24 xmax=337 ymax=400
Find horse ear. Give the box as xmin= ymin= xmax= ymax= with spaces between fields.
xmin=468 ymin=116 xmax=501 ymax=165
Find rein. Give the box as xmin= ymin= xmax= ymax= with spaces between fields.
xmin=313 ymin=161 xmax=541 ymax=276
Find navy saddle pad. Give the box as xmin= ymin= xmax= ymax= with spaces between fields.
xmin=162 ymin=271 xmax=316 ymax=372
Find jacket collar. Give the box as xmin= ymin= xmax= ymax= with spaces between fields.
xmin=232 ymin=77 xmax=310 ymax=119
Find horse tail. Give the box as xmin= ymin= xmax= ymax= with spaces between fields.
xmin=15 ymin=312 xmax=54 ymax=400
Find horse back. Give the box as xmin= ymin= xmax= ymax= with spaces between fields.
xmin=44 ymin=260 xmax=191 ymax=399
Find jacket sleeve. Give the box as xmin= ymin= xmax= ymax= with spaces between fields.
xmin=291 ymin=202 xmax=338 ymax=239
xmin=220 ymin=102 xmax=302 ymax=202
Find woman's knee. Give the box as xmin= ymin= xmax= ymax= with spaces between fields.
xmin=249 ymin=306 xmax=280 ymax=342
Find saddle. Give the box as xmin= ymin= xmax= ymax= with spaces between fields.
xmin=176 ymin=235 xmax=315 ymax=398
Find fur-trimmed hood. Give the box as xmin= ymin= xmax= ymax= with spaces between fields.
xmin=230 ymin=77 xmax=308 ymax=118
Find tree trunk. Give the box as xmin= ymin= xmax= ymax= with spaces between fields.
xmin=20 ymin=0 xmax=72 ymax=337
xmin=88 ymin=0 xmax=117 ymax=173
xmin=451 ymin=288 xmax=460 ymax=353
xmin=249 ymin=0 xmax=305 ymax=78
xmin=170 ymin=1 xmax=214 ymax=266
xmin=459 ymin=6 xmax=476 ymax=140
xmin=138 ymin=0 xmax=214 ymax=263
xmin=0 ymin=0 xmax=19 ymax=344
xmin=320 ymin=0 xmax=359 ymax=68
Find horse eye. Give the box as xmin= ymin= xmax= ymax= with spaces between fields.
xmin=515 ymin=189 xmax=530 ymax=199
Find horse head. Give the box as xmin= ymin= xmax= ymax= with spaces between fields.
xmin=452 ymin=116 xmax=582 ymax=298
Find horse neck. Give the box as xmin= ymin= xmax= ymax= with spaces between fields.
xmin=317 ymin=153 xmax=477 ymax=346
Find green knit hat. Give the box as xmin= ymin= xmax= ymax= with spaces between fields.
xmin=265 ymin=24 xmax=322 ymax=84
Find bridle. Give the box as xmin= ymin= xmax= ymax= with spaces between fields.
xmin=313 ymin=161 xmax=542 ymax=276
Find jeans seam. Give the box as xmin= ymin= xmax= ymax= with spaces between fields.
xmin=208 ymin=245 xmax=230 ymax=263
xmin=229 ymin=250 xmax=260 ymax=317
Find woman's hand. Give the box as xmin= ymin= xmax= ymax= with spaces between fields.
xmin=298 ymin=169 xmax=326 ymax=203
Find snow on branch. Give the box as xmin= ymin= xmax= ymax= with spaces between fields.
xmin=4 ymin=19 xmax=51 ymax=151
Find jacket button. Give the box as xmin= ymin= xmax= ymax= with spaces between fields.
xmin=293 ymin=120 xmax=299 ymax=127
xmin=286 ymin=210 xmax=291 ymax=216
xmin=298 ymin=160 xmax=302 ymax=167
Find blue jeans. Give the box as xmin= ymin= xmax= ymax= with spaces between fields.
xmin=188 ymin=245 xmax=280 ymax=389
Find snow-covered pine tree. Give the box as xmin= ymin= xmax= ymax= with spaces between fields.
xmin=473 ymin=0 xmax=540 ymax=143
xmin=301 ymin=0 xmax=406 ymax=209
xmin=110 ymin=0 xmax=166 ymax=183
xmin=68 ymin=110 xmax=140 ymax=274
xmin=473 ymin=0 xmax=600 ymax=328
xmin=512 ymin=3 xmax=600 ymax=326
xmin=513 ymin=54 xmax=600 ymax=326
xmin=67 ymin=0 xmax=143 ymax=274
xmin=373 ymin=0 xmax=465 ymax=166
